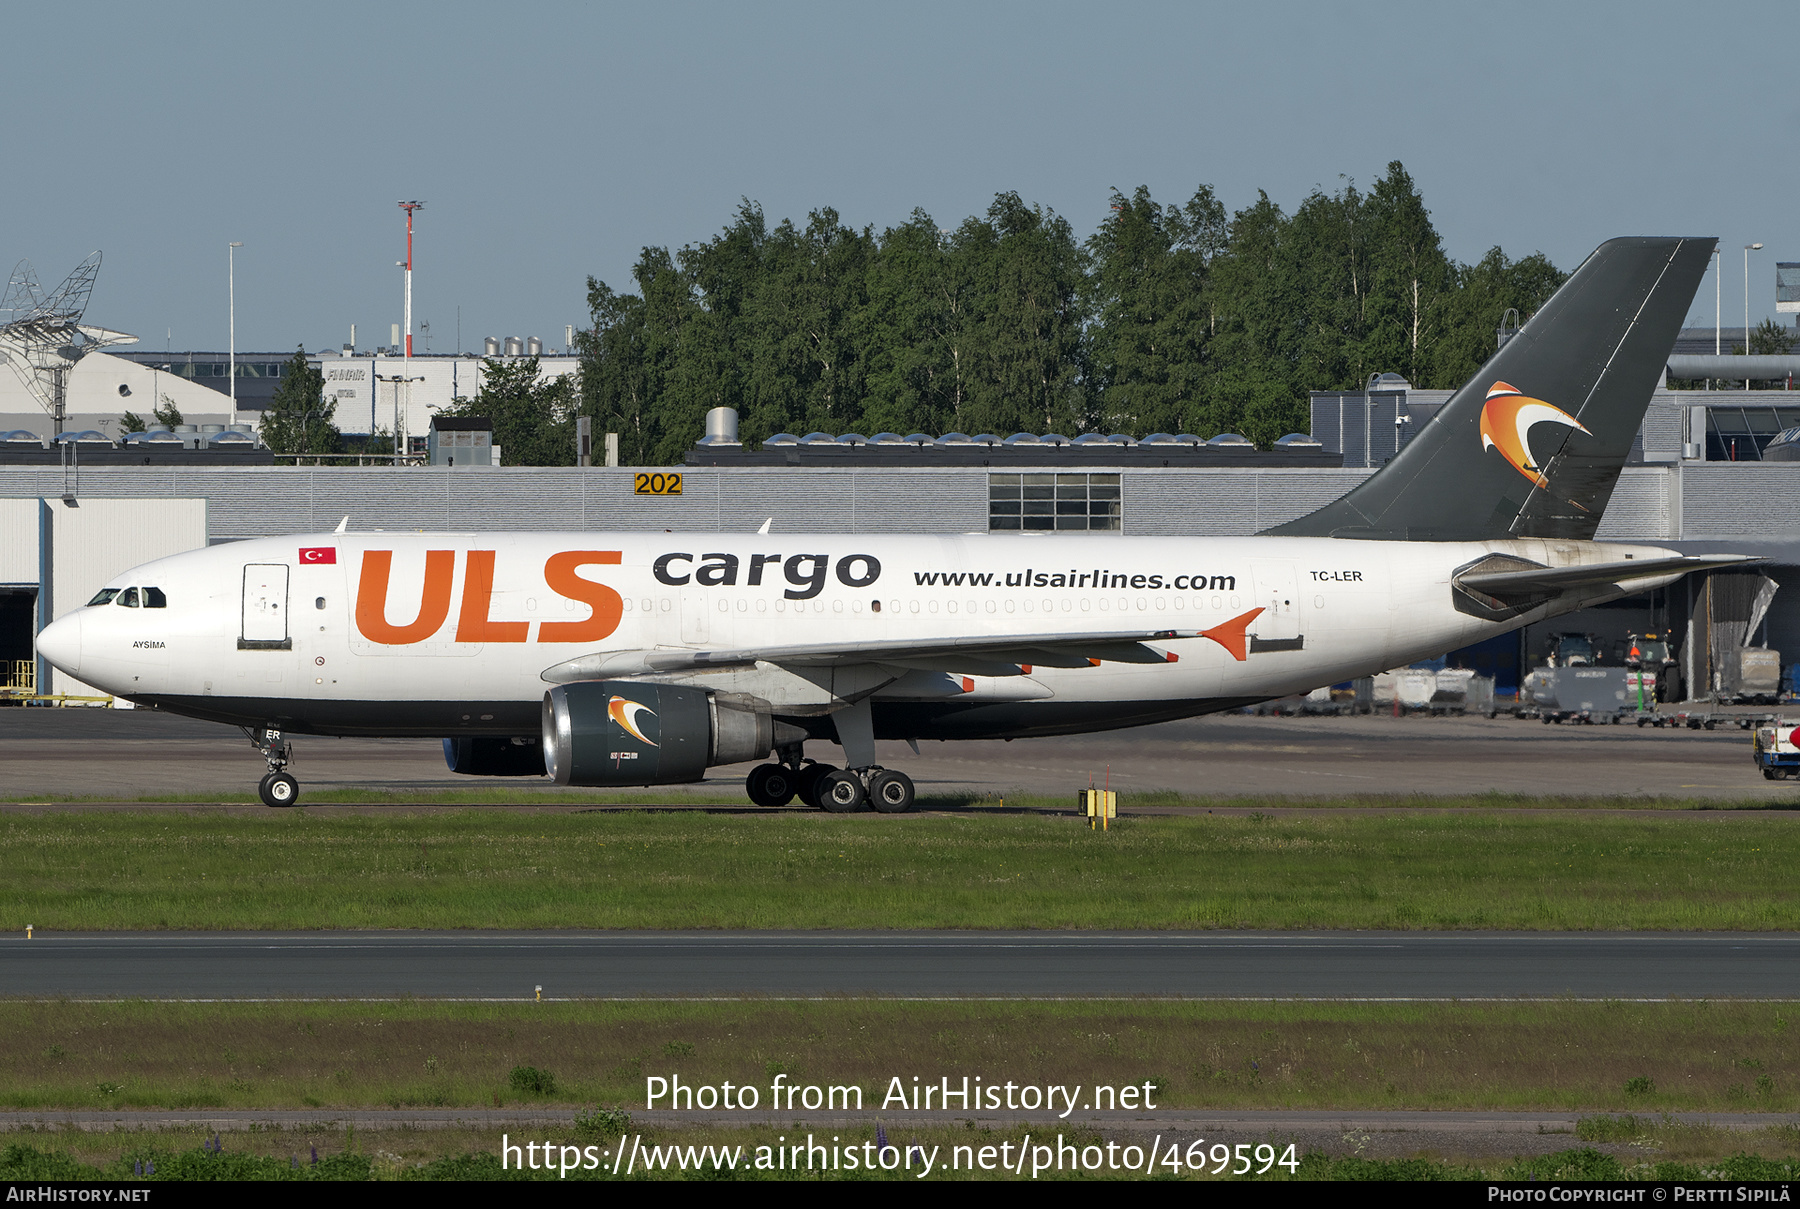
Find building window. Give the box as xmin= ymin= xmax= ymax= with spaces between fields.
xmin=988 ymin=473 xmax=1121 ymax=531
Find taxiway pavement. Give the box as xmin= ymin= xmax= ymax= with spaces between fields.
xmin=6 ymin=931 xmax=1798 ymax=1000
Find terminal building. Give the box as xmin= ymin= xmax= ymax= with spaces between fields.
xmin=5 ymin=333 xmax=1800 ymax=711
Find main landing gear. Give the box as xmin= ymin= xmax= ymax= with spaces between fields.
xmin=246 ymin=726 xmax=301 ymax=808
xmin=744 ymin=746 xmax=916 ymax=813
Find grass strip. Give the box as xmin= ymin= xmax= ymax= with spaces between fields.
xmin=2 ymin=787 xmax=1798 ymax=809
xmin=3 ymin=1000 xmax=1797 ymax=1114
xmin=2 ymin=808 xmax=1798 ymax=930
xmin=5 ymin=1136 xmax=1799 ymax=1181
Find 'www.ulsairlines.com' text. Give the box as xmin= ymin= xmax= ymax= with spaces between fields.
xmin=913 ymin=568 xmax=1236 ymax=591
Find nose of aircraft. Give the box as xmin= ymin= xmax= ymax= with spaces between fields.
xmin=35 ymin=611 xmax=82 ymax=677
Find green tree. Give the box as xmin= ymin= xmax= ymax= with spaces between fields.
xmin=1748 ymin=318 xmax=1797 ymax=356
xmin=1085 ymin=184 xmax=1226 ymax=434
xmin=578 ymin=278 xmax=656 ymax=465
xmin=861 ymin=209 xmax=969 ymax=436
xmin=439 ymin=357 xmax=578 ymax=466
xmin=955 ymin=191 xmax=1089 ymax=435
xmin=1205 ymin=189 xmax=1306 ymax=442
xmin=258 ymin=347 xmax=339 ymax=456
xmin=1359 ymin=162 xmax=1455 ymax=387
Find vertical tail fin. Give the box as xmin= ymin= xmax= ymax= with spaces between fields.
xmin=1264 ymin=236 xmax=1715 ymax=541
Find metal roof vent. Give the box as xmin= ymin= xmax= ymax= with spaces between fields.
xmin=696 ymin=406 xmax=740 ymax=446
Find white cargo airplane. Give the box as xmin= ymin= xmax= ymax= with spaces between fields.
xmin=35 ymin=237 xmax=1749 ymax=809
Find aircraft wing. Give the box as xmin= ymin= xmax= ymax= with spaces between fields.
xmin=1455 ymin=554 xmax=1762 ymax=597
xmin=540 ymin=610 xmax=1268 ymax=684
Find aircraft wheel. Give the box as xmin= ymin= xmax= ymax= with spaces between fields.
xmin=746 ymin=763 xmax=798 ymax=807
xmin=797 ymin=762 xmax=835 ymax=807
xmin=868 ymin=769 xmax=916 ymax=814
xmin=815 ymin=769 xmax=866 ymax=813
xmin=259 ymin=772 xmax=301 ymax=808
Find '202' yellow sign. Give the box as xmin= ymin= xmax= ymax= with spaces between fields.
xmin=634 ymin=473 xmax=682 ymax=496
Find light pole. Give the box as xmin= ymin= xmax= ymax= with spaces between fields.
xmin=374 ymin=372 xmax=424 ymax=464
xmin=228 ymin=242 xmax=243 ymax=427
xmin=1745 ymin=242 xmax=1764 ymax=389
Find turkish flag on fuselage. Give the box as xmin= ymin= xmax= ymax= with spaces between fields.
xmin=299 ymin=547 xmax=337 ymax=564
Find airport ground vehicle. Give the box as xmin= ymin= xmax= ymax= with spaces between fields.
xmin=1622 ymin=631 xmax=1678 ymax=707
xmin=1752 ymin=720 xmax=1800 ymax=779
xmin=34 ymin=238 xmax=1753 ymax=808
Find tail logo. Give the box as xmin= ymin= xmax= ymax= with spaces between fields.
xmin=608 ymin=696 xmax=658 ymax=746
xmin=1479 ymin=381 xmax=1591 ymax=489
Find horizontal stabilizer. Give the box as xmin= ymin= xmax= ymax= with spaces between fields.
xmin=1455 ymin=553 xmax=1762 ymax=598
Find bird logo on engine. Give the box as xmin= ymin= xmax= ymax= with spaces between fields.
xmin=607 ymin=696 xmax=659 ymax=746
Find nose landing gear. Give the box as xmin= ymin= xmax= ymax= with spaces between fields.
xmin=247 ymin=727 xmax=301 ymax=808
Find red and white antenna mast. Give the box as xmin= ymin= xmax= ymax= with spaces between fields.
xmin=398 ymin=201 xmax=424 ymax=358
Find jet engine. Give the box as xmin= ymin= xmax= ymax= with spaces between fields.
xmin=444 ymin=736 xmax=548 ymax=777
xmin=541 ymin=681 xmax=801 ymax=786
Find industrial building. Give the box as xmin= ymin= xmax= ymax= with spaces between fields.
xmin=0 ymin=346 xmax=578 ymax=458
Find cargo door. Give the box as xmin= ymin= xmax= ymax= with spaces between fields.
xmin=1248 ymin=559 xmax=1303 ymax=649
xmin=240 ymin=564 xmax=291 ymax=650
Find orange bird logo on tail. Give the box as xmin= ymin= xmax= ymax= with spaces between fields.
xmin=1479 ymin=381 xmax=1590 ymax=489
xmin=607 ymin=696 xmax=658 ymax=746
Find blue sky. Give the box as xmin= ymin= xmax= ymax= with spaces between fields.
xmin=9 ymin=1 xmax=1797 ymax=353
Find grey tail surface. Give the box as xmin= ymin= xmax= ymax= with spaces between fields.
xmin=1263 ymin=236 xmax=1715 ymax=541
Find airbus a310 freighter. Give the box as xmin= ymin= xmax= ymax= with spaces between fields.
xmin=36 ymin=237 xmax=1750 ymax=809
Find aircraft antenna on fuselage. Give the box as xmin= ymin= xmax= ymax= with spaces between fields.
xmin=335 ymin=516 xmax=349 ymax=533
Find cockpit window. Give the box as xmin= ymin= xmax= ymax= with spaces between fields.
xmin=144 ymin=587 xmax=167 ymax=608
xmin=87 ymin=588 xmax=120 ymax=607
xmin=118 ymin=587 xmax=141 ymax=607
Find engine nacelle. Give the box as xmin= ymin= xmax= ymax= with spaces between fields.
xmin=444 ymin=736 xmax=548 ymax=777
xmin=541 ymin=681 xmax=790 ymax=786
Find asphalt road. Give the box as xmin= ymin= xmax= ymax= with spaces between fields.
xmin=7 ymin=931 xmax=1798 ymax=1000
xmin=2 ymin=704 xmax=1794 ymax=801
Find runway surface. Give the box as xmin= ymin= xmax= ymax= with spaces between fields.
xmin=7 ymin=931 xmax=1799 ymax=1000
